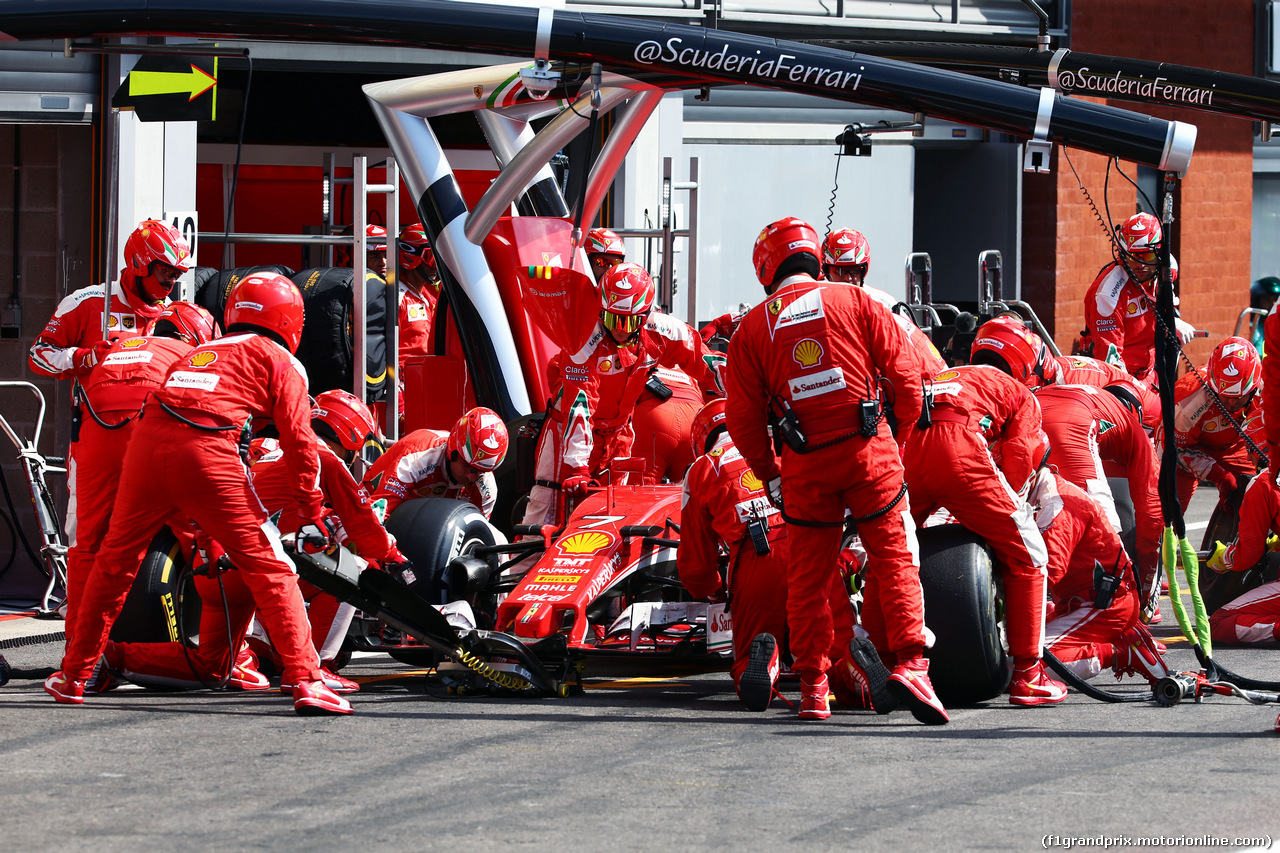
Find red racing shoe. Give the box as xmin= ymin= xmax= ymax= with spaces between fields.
xmin=798 ymin=673 xmax=832 ymax=720
xmin=229 ymin=645 xmax=272 ymax=691
xmin=887 ymin=656 xmax=949 ymax=725
xmin=292 ymin=680 xmax=354 ymax=716
xmin=44 ymin=671 xmax=85 ymax=705
xmin=85 ymin=651 xmax=122 ymax=695
xmin=1112 ymin=624 xmax=1169 ymax=684
xmin=739 ymin=633 xmax=780 ymax=712
xmin=831 ymin=638 xmax=898 ymax=714
xmin=1009 ymin=659 xmax=1068 ymax=706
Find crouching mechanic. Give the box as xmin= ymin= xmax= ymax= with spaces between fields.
xmin=364 ymin=407 xmax=509 ymax=522
xmin=520 ymin=262 xmax=723 ymax=527
xmin=903 ymin=363 xmax=1066 ymax=705
xmin=1027 ymin=441 xmax=1168 ymax=685
xmin=677 ymin=400 xmax=894 ymax=713
xmin=1159 ymin=336 xmax=1262 ymax=512
xmin=62 ymin=302 xmax=218 ymax=651
xmin=45 ymin=272 xmax=352 ymax=716
xmin=725 ymin=216 xmax=945 ymax=724
xmin=1205 ymin=470 xmax=1280 ymax=647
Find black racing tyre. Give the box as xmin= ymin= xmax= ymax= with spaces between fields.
xmin=917 ymin=524 xmax=1010 ymax=706
xmin=384 ymin=497 xmax=502 ymax=605
xmin=110 ymin=526 xmax=202 ymax=645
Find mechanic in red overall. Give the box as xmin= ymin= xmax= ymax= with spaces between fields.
xmin=1158 ymin=336 xmax=1262 ymax=512
xmin=1034 ymin=383 xmax=1162 ymax=581
xmin=903 ymin=363 xmax=1066 ymax=705
xmin=679 ymin=400 xmax=895 ymax=713
xmin=100 ymin=391 xmax=404 ymax=695
xmin=520 ymin=263 xmax=724 ymax=528
xmin=1028 ymin=456 xmax=1168 ymax=685
xmin=63 ymin=302 xmax=217 ymax=650
xmin=395 ymin=222 xmax=441 ymax=362
xmin=364 ymin=407 xmax=509 ymax=522
xmin=725 ymin=216 xmax=946 ymax=724
xmin=585 ymin=226 xmax=626 ymax=283
xmin=1204 ymin=470 xmax=1280 ymax=646
xmin=822 ymin=227 xmax=946 ymax=383
xmin=45 ymin=273 xmax=352 ymax=716
xmin=972 ymin=316 xmax=1161 ymax=434
xmin=630 ymin=366 xmax=703 ymax=484
xmin=29 ymin=219 xmax=191 ymax=554
xmin=1078 ymin=212 xmax=1195 ymax=384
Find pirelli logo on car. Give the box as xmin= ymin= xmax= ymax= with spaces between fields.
xmin=165 ymin=371 xmax=220 ymax=391
xmin=532 ymin=574 xmax=585 ymax=584
xmin=788 ymin=367 xmax=845 ymax=401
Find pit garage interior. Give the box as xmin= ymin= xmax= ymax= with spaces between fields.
xmin=0 ymin=0 xmax=1274 ymax=603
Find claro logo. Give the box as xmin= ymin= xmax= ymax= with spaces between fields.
xmin=634 ymin=38 xmax=864 ymax=93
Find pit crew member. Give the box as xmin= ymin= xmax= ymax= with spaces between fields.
xmin=1029 ymin=452 xmax=1168 ymax=685
xmin=902 ymin=363 xmax=1066 ymax=706
xmin=363 ymin=407 xmax=509 ymax=522
xmin=725 ymin=216 xmax=945 ymax=724
xmin=1205 ymin=470 xmax=1280 ymax=646
xmin=677 ymin=400 xmax=893 ymax=712
xmin=630 ymin=366 xmax=703 ymax=484
xmin=63 ymin=302 xmax=218 ymax=649
xmin=1077 ymin=212 xmax=1195 ymax=383
xmin=585 ymin=226 xmax=626 ymax=283
xmin=519 ymin=262 xmax=724 ymax=528
xmin=1158 ymin=336 xmax=1262 ymax=512
xmin=45 ymin=272 xmax=351 ymax=716
xmin=395 ymin=222 xmax=441 ymax=361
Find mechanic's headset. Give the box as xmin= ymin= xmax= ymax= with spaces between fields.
xmin=1101 ymin=384 xmax=1144 ymax=427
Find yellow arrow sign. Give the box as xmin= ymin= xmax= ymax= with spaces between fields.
xmin=128 ymin=64 xmax=217 ymax=102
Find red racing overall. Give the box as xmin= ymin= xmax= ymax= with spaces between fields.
xmin=1159 ymin=370 xmax=1259 ymax=511
xmin=1035 ymin=384 xmax=1161 ymax=577
xmin=64 ymin=335 xmax=193 ymax=645
xmin=59 ymin=333 xmax=327 ymax=689
xmin=363 ymin=428 xmax=496 ymax=520
xmin=1209 ymin=470 xmax=1280 ymax=645
xmin=902 ymin=364 xmax=1049 ymax=661
xmin=1079 ymin=262 xmax=1157 ymax=383
xmin=726 ymin=274 xmax=926 ymax=681
xmin=631 ymin=367 xmax=704 ymax=484
xmin=1031 ymin=470 xmax=1141 ymax=677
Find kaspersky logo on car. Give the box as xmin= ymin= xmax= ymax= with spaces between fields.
xmin=559 ymin=531 xmax=614 ymax=555
xmin=188 ymin=351 xmax=217 ymax=368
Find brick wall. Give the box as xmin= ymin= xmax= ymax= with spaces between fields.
xmin=1023 ymin=0 xmax=1256 ymax=368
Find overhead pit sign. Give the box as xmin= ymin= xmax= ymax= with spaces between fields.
xmin=112 ymin=55 xmax=217 ymax=122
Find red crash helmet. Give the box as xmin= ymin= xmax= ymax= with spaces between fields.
xmin=124 ymin=220 xmax=192 ymax=303
xmin=224 ymin=273 xmax=305 ymax=354
xmin=152 ymin=301 xmax=219 ymax=346
xmin=586 ymin=227 xmax=626 ymax=260
xmin=690 ymin=398 xmax=728 ymax=456
xmin=397 ymin=222 xmax=437 ymax=276
xmin=753 ymin=217 xmax=820 ymax=288
xmin=970 ymin=317 xmax=1050 ymax=387
xmin=448 ymin=407 xmax=509 ymax=471
xmin=821 ymin=228 xmax=870 ymax=270
xmin=1207 ymin=336 xmax=1262 ymax=398
xmin=1117 ymin=212 xmax=1163 ymax=265
xmin=600 ymin=262 xmax=656 ymax=337
xmin=365 ymin=224 xmax=388 ymax=250
xmin=312 ymin=389 xmax=377 ymax=453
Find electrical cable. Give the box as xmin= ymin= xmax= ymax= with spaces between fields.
xmin=176 ymin=548 xmax=235 ymax=691
xmin=825 ymin=151 xmax=842 ymax=237
xmin=220 ymin=51 xmax=253 ymax=271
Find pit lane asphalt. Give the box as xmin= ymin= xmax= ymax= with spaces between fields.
xmin=2 ymin=488 xmax=1277 ymax=853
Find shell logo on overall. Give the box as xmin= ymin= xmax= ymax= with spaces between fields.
xmin=188 ymin=351 xmax=218 ymax=368
xmin=559 ymin=531 xmax=614 ymax=555
xmin=793 ymin=338 xmax=823 ymax=368
xmin=740 ymin=470 xmax=763 ymax=492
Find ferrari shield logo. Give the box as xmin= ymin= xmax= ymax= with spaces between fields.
xmin=474 ymin=85 xmax=483 ymax=99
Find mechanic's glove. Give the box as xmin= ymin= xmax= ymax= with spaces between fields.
xmin=1215 ymin=471 xmax=1239 ymax=504
xmin=1174 ymin=317 xmax=1197 ymax=345
xmin=1206 ymin=540 xmax=1230 ymax=574
xmin=699 ymin=313 xmax=736 ymax=343
xmin=383 ymin=544 xmax=408 ymax=565
xmin=1267 ymin=534 xmax=1280 ymax=554
xmin=562 ymin=474 xmax=597 ymax=499
xmin=192 ymin=531 xmax=230 ymax=577
xmin=297 ymin=512 xmax=340 ymax=555
xmin=382 ymin=559 xmax=418 ymax=587
xmin=74 ymin=339 xmax=114 ymax=373
xmin=765 ymin=476 xmax=784 ymax=511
